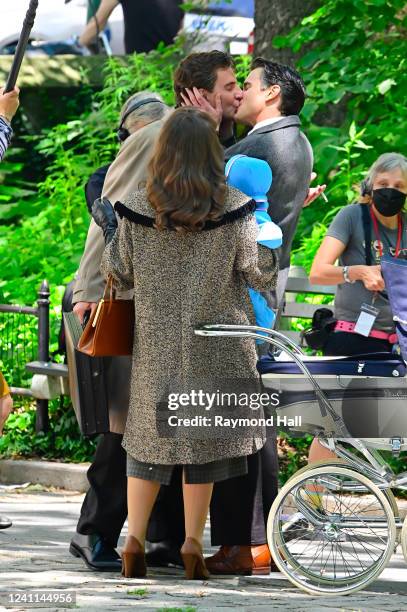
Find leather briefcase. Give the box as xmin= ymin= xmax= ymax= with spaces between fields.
xmin=64 ymin=311 xmax=110 ymax=436
xmin=77 ymin=276 xmax=134 ymax=357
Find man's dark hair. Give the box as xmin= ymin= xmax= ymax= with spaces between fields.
xmin=252 ymin=57 xmax=306 ymax=116
xmin=173 ymin=51 xmax=234 ymax=107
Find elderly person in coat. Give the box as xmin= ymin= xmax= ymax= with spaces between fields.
xmin=93 ymin=107 xmax=278 ymax=580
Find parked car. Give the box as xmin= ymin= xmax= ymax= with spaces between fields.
xmin=184 ymin=0 xmax=255 ymax=55
xmin=0 ymin=0 xmax=124 ymax=55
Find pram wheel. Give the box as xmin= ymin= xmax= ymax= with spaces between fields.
xmin=287 ymin=458 xmax=399 ymax=518
xmin=267 ymin=465 xmax=396 ymax=595
xmin=400 ymin=515 xmax=407 ymax=564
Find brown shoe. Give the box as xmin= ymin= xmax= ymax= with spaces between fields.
xmin=180 ymin=537 xmax=210 ymax=580
xmin=121 ymin=535 xmax=146 ymax=578
xmin=205 ymin=544 xmax=275 ymax=576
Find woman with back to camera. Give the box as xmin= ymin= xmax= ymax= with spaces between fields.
xmin=308 ymin=151 xmax=407 ymax=463
xmin=92 ymin=107 xmax=278 ymax=579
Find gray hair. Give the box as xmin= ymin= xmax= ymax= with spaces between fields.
xmin=364 ymin=152 xmax=407 ymax=193
xmin=120 ymin=91 xmax=169 ymax=133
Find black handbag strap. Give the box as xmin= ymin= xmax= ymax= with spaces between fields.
xmin=360 ymin=203 xmax=372 ymax=266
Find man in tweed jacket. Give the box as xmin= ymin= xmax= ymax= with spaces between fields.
xmin=0 ymin=87 xmax=19 ymax=161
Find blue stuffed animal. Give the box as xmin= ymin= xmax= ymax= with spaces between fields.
xmin=225 ymin=155 xmax=283 ymax=336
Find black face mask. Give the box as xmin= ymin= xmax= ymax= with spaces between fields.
xmin=372 ymin=188 xmax=406 ymax=217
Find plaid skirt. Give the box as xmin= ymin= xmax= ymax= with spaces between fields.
xmin=127 ymin=453 xmax=248 ymax=485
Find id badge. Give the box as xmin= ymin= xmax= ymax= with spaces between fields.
xmin=354 ymin=303 xmax=380 ymax=337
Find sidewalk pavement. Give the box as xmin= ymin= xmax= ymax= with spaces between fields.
xmin=1 ymin=487 xmax=407 ymax=612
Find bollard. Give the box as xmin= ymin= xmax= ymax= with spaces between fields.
xmin=36 ymin=280 xmax=50 ymax=432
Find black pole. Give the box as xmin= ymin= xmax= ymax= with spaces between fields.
xmin=4 ymin=0 xmax=39 ymax=93
xmin=36 ymin=279 xmax=50 ymax=432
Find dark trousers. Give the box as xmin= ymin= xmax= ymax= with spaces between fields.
xmin=147 ymin=465 xmax=185 ymax=545
xmin=76 ymin=432 xmax=185 ymax=547
xmin=210 ymin=430 xmax=279 ymax=546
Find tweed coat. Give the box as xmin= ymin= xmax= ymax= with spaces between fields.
xmin=100 ymin=186 xmax=279 ymax=465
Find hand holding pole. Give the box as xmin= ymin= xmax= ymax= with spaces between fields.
xmin=4 ymin=0 xmax=39 ymax=93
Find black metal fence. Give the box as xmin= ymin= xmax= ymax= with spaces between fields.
xmin=0 ymin=280 xmax=50 ymax=432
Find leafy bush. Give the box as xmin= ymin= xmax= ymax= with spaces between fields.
xmin=280 ymin=0 xmax=407 ymax=256
xmin=0 ymin=397 xmax=96 ymax=462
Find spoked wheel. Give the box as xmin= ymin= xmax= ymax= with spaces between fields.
xmin=267 ymin=465 xmax=396 ymax=595
xmin=287 ymin=459 xmax=399 ymax=518
xmin=400 ymin=515 xmax=407 ymax=563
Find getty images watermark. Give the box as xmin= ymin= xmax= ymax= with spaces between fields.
xmin=157 ymin=382 xmax=302 ymax=439
xmin=158 ymin=375 xmax=407 ymax=440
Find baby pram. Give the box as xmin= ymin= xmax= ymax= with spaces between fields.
xmin=195 ymin=323 xmax=407 ymax=596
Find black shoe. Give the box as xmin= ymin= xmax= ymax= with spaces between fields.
xmin=0 ymin=515 xmax=12 ymax=529
xmin=145 ymin=540 xmax=183 ymax=568
xmin=69 ymin=533 xmax=122 ymax=571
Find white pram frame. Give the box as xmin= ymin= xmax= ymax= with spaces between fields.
xmin=195 ymin=324 xmax=407 ymax=596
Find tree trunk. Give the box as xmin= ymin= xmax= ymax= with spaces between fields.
xmin=254 ymin=0 xmax=319 ymax=66
xmin=253 ymin=0 xmax=347 ymax=125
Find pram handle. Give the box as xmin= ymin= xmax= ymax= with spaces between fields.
xmin=199 ymin=324 xmax=306 ymax=355
xmin=195 ymin=324 xmax=350 ymax=439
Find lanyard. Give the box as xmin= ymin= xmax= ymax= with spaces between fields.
xmin=369 ymin=207 xmax=403 ymax=258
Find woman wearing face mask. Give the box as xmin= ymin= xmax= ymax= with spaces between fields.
xmin=305 ymin=152 xmax=407 ymax=464
xmin=310 ymin=152 xmax=407 ymax=356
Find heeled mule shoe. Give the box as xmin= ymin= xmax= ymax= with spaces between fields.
xmin=180 ymin=537 xmax=210 ymax=580
xmin=121 ymin=535 xmax=146 ymax=578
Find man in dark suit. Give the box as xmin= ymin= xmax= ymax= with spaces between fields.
xmin=205 ymin=58 xmax=315 ymax=575
xmin=226 ymin=58 xmax=314 ymax=306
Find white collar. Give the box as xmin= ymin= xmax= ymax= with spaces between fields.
xmin=248 ymin=116 xmax=282 ymax=136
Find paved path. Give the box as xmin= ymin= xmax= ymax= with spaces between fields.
xmin=0 ymin=488 xmax=407 ymax=611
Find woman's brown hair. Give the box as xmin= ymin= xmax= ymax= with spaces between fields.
xmin=146 ymin=107 xmax=227 ymax=232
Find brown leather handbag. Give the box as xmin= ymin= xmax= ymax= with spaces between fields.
xmin=77 ymin=276 xmax=134 ymax=357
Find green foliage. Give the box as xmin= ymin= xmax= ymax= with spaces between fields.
xmin=278 ymin=433 xmax=313 ymax=484
xmin=294 ymin=123 xmax=374 ymax=268
xmin=279 ymin=0 xmax=407 ymax=256
xmin=275 ymin=0 xmax=406 ymax=146
xmin=0 ymin=397 xmax=96 ymax=462
xmin=126 ymin=588 xmax=148 ymax=598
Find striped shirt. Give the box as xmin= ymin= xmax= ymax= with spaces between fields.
xmin=0 ymin=116 xmax=12 ymax=161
